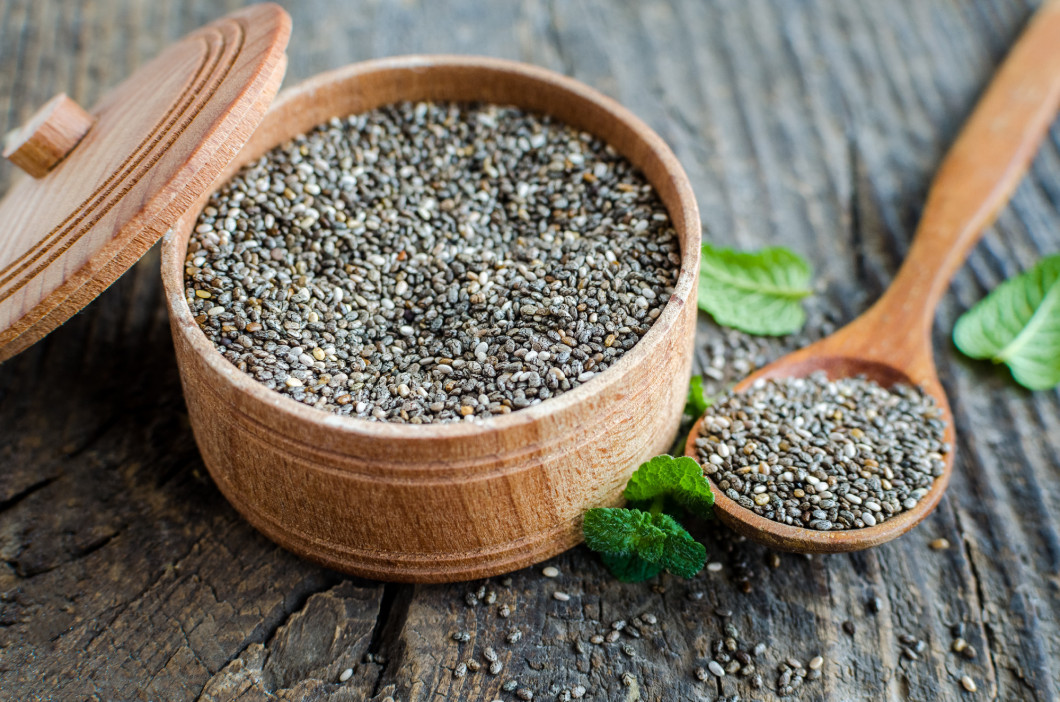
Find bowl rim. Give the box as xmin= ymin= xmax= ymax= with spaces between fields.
xmin=161 ymin=53 xmax=701 ymax=442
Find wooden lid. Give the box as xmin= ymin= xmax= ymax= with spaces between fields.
xmin=0 ymin=4 xmax=290 ymax=362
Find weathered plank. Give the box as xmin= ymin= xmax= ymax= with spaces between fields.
xmin=0 ymin=1 xmax=1058 ymax=700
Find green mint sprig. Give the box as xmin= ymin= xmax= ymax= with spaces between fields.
xmin=583 ymin=455 xmax=714 ymax=582
xmin=625 ymin=455 xmax=715 ymax=519
xmin=696 ymin=243 xmax=814 ymax=336
xmin=684 ymin=374 xmax=711 ymax=420
xmin=953 ymin=253 xmax=1060 ymax=391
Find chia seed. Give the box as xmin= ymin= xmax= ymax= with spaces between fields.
xmin=185 ymin=102 xmax=679 ymax=422
xmin=694 ymin=372 xmax=949 ymax=530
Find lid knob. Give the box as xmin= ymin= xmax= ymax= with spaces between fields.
xmin=3 ymin=93 xmax=95 ymax=178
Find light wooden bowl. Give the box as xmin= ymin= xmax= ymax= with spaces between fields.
xmin=160 ymin=55 xmax=700 ymax=583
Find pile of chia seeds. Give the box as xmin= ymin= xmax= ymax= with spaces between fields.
xmin=185 ymin=102 xmax=679 ymax=422
xmin=694 ymin=372 xmax=949 ymax=530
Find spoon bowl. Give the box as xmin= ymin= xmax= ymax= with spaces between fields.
xmin=685 ymin=0 xmax=1060 ymax=552
xmin=683 ymin=336 xmax=956 ymax=553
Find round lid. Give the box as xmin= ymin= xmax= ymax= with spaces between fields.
xmin=0 ymin=4 xmax=290 ymax=362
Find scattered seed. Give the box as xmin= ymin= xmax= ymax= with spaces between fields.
xmin=553 ymin=591 xmax=571 ymax=602
xmin=930 ymin=538 xmax=951 ymax=550
xmin=338 ymin=668 xmax=353 ymax=682
xmin=542 ymin=566 xmax=560 ymax=578
xmin=961 ymin=675 xmax=977 ymax=692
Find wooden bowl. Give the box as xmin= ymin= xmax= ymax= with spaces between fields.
xmin=160 ymin=55 xmax=700 ymax=583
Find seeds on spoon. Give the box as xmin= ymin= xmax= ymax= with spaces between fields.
xmin=694 ymin=372 xmax=949 ymax=531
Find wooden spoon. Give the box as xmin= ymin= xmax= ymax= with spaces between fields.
xmin=683 ymin=0 xmax=1060 ymax=553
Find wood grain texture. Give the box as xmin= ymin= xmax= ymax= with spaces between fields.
xmin=161 ymin=55 xmax=701 ymax=583
xmin=0 ymin=1 xmax=1058 ymax=700
xmin=0 ymin=3 xmax=290 ymax=363
xmin=684 ymin=0 xmax=1060 ymax=554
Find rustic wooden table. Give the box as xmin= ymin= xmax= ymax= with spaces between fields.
xmin=1 ymin=1 xmax=1058 ymax=700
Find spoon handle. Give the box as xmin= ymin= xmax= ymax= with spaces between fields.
xmin=870 ymin=0 xmax=1060 ymax=337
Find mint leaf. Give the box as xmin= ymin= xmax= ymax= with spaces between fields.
xmin=583 ymin=508 xmax=667 ymax=561
xmin=624 ymin=455 xmax=714 ymax=520
xmin=954 ymin=254 xmax=1060 ymax=390
xmin=583 ymin=454 xmax=717 ymax=583
xmin=684 ymin=375 xmax=710 ymax=419
xmin=657 ymin=524 xmax=708 ymax=579
xmin=582 ymin=508 xmax=706 ymax=579
xmin=697 ymin=243 xmax=813 ymax=336
xmin=600 ymin=552 xmax=665 ymax=582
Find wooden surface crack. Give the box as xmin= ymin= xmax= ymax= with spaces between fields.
xmin=0 ymin=475 xmax=56 ymax=517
